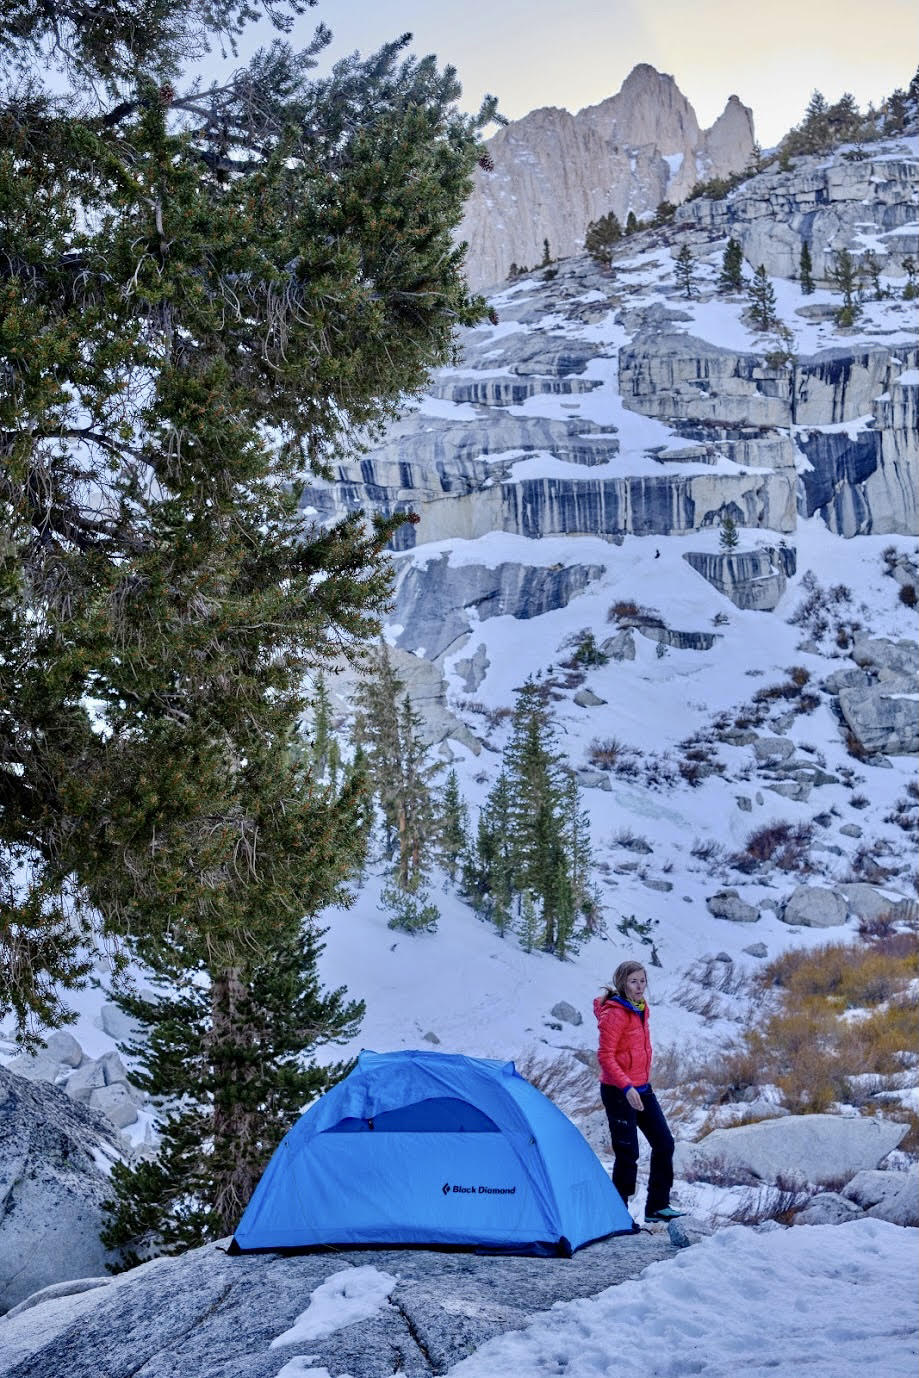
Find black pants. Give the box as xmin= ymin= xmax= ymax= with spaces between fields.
xmin=600 ymin=1083 xmax=674 ymax=1216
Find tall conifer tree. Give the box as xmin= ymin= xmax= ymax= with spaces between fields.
xmin=748 ymin=264 xmax=778 ymax=330
xmin=0 ymin=0 xmax=497 ymax=1244
xmin=719 ymin=238 xmax=744 ymax=292
xmin=799 ymin=241 xmax=815 ymax=295
xmin=674 ymin=245 xmax=696 ymax=298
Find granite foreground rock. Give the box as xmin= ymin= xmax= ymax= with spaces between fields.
xmin=674 ymin=1113 xmax=907 ymax=1188
xmin=0 ymin=1067 xmax=123 ymax=1313
xmin=0 ymin=1232 xmax=676 ymax=1378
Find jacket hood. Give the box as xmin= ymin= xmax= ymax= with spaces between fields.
xmin=594 ymin=994 xmax=646 ymax=1019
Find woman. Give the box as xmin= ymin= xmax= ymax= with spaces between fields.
xmin=594 ymin=960 xmax=683 ymax=1223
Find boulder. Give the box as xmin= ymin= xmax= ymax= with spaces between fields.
xmin=636 ymin=625 xmax=720 ymax=652
xmin=99 ymin=1002 xmax=145 ymax=1045
xmin=682 ymin=547 xmax=795 ymax=612
xmin=837 ymin=884 xmax=899 ymax=923
xmin=837 ymin=682 xmax=919 ymax=757
xmin=0 ymin=1066 xmax=123 ymax=1313
xmin=87 ymin=1083 xmax=139 ymax=1130
xmin=574 ymin=769 xmax=612 ymax=792
xmin=97 ymin=1051 xmax=130 ymax=1087
xmin=842 ymin=1168 xmax=919 ymax=1227
xmin=767 ymin=780 xmax=812 ymax=803
xmin=706 ymin=891 xmax=759 ymax=923
xmin=62 ymin=1060 xmax=107 ymax=1103
xmin=742 ymin=942 xmax=768 ymax=958
xmin=674 ymin=1113 xmax=907 ymax=1188
xmin=792 ymin=1192 xmax=863 ymax=1226
xmin=600 ymin=629 xmax=636 ymax=662
xmin=573 ymin=688 xmax=607 ymax=707
xmin=751 ymin=737 xmax=795 ymax=763
xmin=44 ymin=1032 xmax=84 ymax=1069
xmin=0 ymin=1220 xmax=677 ymax=1378
xmin=549 ymin=1002 xmax=583 ymax=1028
xmin=5 ymin=1050 xmax=66 ymax=1085
xmin=779 ymin=885 xmax=848 ymax=928
xmin=850 ymin=638 xmax=919 ymax=678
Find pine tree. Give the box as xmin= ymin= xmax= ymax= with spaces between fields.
xmin=392 ymin=695 xmax=442 ymax=890
xmin=862 ymin=251 xmax=883 ymax=301
xmin=674 ymin=244 xmax=696 ymax=298
xmin=799 ymin=241 xmax=815 ymax=295
xmin=625 ymin=211 xmax=639 ymax=236
xmin=102 ymin=925 xmax=362 ymax=1261
xmin=584 ymin=211 xmax=622 ymax=269
xmin=0 ymin=0 xmax=497 ymax=1246
xmin=437 ymin=770 xmax=470 ymax=886
xmin=354 ymin=644 xmax=411 ymax=860
xmin=298 ymin=673 xmax=342 ymax=790
xmin=826 ymin=92 xmax=862 ymax=144
xmin=884 ymin=89 xmax=909 ymax=133
xmin=517 ymin=888 xmax=540 ymax=953
xmin=719 ymin=514 xmax=740 ymax=552
xmin=831 ymin=249 xmax=861 ymax=325
xmin=541 ymin=237 xmax=552 ymax=266
xmin=354 ymin=646 xmax=442 ymax=888
xmin=902 ymin=257 xmax=918 ymax=301
xmin=748 ymin=264 xmax=778 ymax=330
xmin=801 ymin=90 xmax=830 ymax=152
xmin=464 ymin=686 xmax=596 ymax=957
xmin=745 ymin=141 xmax=763 ymax=176
xmin=719 ymin=238 xmax=744 ymax=292
xmin=379 ymin=874 xmax=439 ymax=933
xmin=464 ymin=770 xmax=514 ymax=934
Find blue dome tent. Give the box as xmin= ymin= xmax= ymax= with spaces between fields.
xmin=230 ymin=1049 xmax=636 ymax=1257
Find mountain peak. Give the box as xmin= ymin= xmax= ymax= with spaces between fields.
xmin=459 ymin=69 xmax=755 ymax=291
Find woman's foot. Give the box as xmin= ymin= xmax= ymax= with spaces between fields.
xmin=644 ymin=1205 xmax=685 ymax=1222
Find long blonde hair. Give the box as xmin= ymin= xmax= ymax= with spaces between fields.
xmin=600 ymin=960 xmax=647 ymax=1003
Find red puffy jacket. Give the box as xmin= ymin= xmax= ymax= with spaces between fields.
xmin=594 ymin=994 xmax=653 ymax=1090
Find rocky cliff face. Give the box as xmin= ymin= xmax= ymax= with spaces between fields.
xmin=676 ymin=147 xmax=918 ymax=281
xmin=460 ymin=64 xmax=755 ymax=290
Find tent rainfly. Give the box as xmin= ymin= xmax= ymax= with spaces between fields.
xmin=230 ymin=1049 xmax=636 ymax=1257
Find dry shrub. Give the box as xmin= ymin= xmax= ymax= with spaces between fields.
xmin=607 ymin=599 xmax=642 ymax=621
xmin=733 ymin=820 xmax=813 ymax=874
xmin=687 ymin=939 xmax=919 ymax=1122
xmin=587 ymin=736 xmax=627 ymax=768
xmin=514 ymin=1049 xmax=599 ymax=1118
xmin=887 ymin=1107 xmax=919 ymax=1154
xmin=762 ymin=938 xmax=917 ymax=1008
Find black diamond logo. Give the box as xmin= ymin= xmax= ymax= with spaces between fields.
xmin=442 ymin=1182 xmax=450 ymax=1195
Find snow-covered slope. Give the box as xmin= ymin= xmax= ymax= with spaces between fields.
xmin=311 ymin=139 xmax=918 ymax=1085
xmin=5 ymin=134 xmax=917 ymax=1158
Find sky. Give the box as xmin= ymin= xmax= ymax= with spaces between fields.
xmin=223 ymin=0 xmax=917 ymax=148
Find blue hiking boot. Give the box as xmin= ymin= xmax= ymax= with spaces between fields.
xmin=645 ymin=1205 xmax=686 ymax=1222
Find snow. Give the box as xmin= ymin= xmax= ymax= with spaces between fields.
xmin=270 ymin=1266 xmax=398 ymax=1348
xmin=4 ymin=137 xmax=917 ymax=1377
xmin=445 ymin=1219 xmax=918 ymax=1378
xmin=258 ymin=1222 xmax=919 ymax=1378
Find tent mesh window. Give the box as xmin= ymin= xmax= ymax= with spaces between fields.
xmin=326 ymin=1097 xmax=500 ymax=1133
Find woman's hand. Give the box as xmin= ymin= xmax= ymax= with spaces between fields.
xmin=625 ymin=1087 xmax=644 ymax=1111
